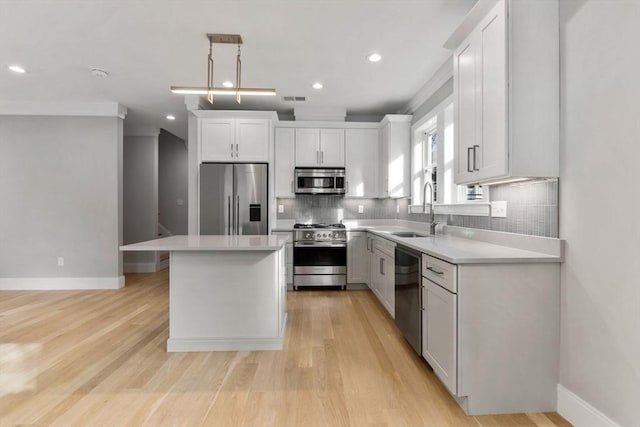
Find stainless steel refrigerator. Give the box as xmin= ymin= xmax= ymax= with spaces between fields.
xmin=199 ymin=163 xmax=268 ymax=235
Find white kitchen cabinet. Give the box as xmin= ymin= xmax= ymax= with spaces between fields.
xmin=419 ymin=252 xmax=560 ymax=415
xmin=449 ymin=0 xmax=559 ymax=185
xmin=370 ymin=234 xmax=395 ymax=317
xmin=272 ymin=231 xmax=293 ymax=286
xmin=379 ymin=115 xmax=412 ymax=198
xmin=201 ymin=118 xmax=269 ymax=162
xmin=345 ymin=128 xmax=379 ymax=197
xmin=347 ymin=231 xmax=368 ymax=283
xmin=294 ymin=128 xmax=345 ymax=167
xmin=274 ymin=128 xmax=295 ymax=197
xmin=423 ymin=275 xmax=458 ymax=395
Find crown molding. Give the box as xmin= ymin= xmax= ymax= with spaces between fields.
xmin=401 ymin=59 xmax=453 ymax=114
xmin=0 ymin=101 xmax=127 ymax=119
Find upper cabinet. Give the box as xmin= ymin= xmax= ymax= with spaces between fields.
xmin=295 ymin=128 xmax=345 ymax=167
xmin=274 ymin=128 xmax=295 ymax=198
xmin=201 ymin=118 xmax=270 ymax=162
xmin=345 ymin=128 xmax=379 ymax=198
xmin=379 ymin=115 xmax=412 ymax=198
xmin=448 ymin=0 xmax=559 ymax=185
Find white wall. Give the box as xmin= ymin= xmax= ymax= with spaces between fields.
xmin=0 ymin=115 xmax=123 ymax=288
xmin=158 ymin=130 xmax=188 ymax=235
xmin=123 ymin=129 xmax=159 ymax=272
xmin=559 ymin=1 xmax=640 ymax=425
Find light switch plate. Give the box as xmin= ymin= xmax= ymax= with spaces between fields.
xmin=358 ymin=205 xmax=364 ymax=214
xmin=176 ymin=198 xmax=184 ymax=206
xmin=396 ymin=205 xmax=400 ymax=213
xmin=491 ymin=201 xmax=507 ymax=218
xmin=57 ymin=257 xmax=64 ymax=267
xmin=278 ymin=204 xmax=284 ymax=213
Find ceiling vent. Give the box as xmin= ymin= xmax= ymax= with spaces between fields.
xmin=283 ymin=96 xmax=306 ymax=102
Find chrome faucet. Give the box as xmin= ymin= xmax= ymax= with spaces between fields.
xmin=422 ymin=181 xmax=437 ymax=235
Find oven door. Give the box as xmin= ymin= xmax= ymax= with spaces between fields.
xmin=293 ymin=243 xmax=346 ymax=275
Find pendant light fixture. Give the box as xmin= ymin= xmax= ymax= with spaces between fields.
xmin=171 ymin=34 xmax=276 ymax=104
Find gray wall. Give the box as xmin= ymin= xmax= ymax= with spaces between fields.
xmin=158 ymin=130 xmax=188 ymax=235
xmin=411 ymin=77 xmax=453 ymax=124
xmin=123 ymin=132 xmax=158 ymax=268
xmin=559 ymin=1 xmax=640 ymax=425
xmin=0 ymin=116 xmax=123 ymax=278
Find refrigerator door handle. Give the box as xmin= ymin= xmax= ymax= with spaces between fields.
xmin=236 ymin=195 xmax=240 ymax=235
xmin=227 ymin=196 xmax=232 ymax=234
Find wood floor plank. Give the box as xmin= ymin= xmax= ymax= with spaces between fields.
xmin=0 ymin=270 xmax=571 ymax=426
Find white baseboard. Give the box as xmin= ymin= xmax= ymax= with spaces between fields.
xmin=124 ymin=261 xmax=168 ymax=273
xmin=157 ymin=259 xmax=169 ymax=271
xmin=557 ymin=384 xmax=621 ymax=427
xmin=0 ymin=276 xmax=125 ymax=290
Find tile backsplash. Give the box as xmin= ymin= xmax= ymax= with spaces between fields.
xmin=277 ymin=178 xmax=559 ymax=238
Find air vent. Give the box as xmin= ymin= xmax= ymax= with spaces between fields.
xmin=283 ymin=96 xmax=306 ymax=102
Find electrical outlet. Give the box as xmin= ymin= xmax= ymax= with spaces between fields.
xmin=57 ymin=257 xmax=64 ymax=267
xmin=358 ymin=205 xmax=364 ymax=214
xmin=176 ymin=198 xmax=184 ymax=206
xmin=396 ymin=205 xmax=400 ymax=213
xmin=278 ymin=204 xmax=284 ymax=213
xmin=491 ymin=201 xmax=507 ymax=218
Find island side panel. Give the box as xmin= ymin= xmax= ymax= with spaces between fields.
xmin=168 ymin=249 xmax=282 ymax=351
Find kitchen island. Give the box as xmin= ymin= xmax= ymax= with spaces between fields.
xmin=121 ymin=235 xmax=289 ymax=352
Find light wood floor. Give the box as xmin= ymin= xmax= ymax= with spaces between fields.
xmin=0 ymin=269 xmax=571 ymax=426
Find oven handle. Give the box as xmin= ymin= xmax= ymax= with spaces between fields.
xmin=294 ymin=242 xmax=347 ymax=248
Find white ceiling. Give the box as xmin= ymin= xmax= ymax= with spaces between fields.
xmin=0 ymin=0 xmax=476 ymax=139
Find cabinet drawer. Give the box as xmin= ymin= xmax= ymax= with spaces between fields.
xmin=373 ymin=236 xmax=395 ymax=257
xmin=422 ymin=254 xmax=457 ymax=293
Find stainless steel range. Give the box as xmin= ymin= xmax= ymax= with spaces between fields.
xmin=293 ymin=223 xmax=347 ymax=290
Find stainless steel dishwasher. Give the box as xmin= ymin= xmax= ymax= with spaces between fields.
xmin=394 ymin=245 xmax=422 ymax=354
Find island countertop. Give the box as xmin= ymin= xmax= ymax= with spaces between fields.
xmin=120 ymin=235 xmax=289 ymax=252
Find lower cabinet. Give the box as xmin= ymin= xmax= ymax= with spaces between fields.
xmin=347 ymin=231 xmax=368 ymax=283
xmin=420 ymin=253 xmax=561 ymax=415
xmin=368 ymin=234 xmax=395 ymax=318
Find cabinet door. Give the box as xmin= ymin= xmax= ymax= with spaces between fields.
xmin=382 ymin=253 xmax=395 ymax=318
xmin=476 ymin=3 xmax=507 ymax=181
xmin=453 ymin=37 xmax=478 ymax=184
xmin=379 ymin=125 xmax=389 ymax=197
xmin=235 ymin=119 xmax=269 ymax=162
xmin=275 ymin=128 xmax=295 ymax=197
xmin=386 ymin=122 xmax=411 ymax=198
xmin=201 ymin=118 xmax=235 ymax=161
xmin=423 ymin=278 xmax=457 ymax=395
xmin=347 ymin=232 xmax=368 ymax=283
xmin=319 ymin=129 xmax=345 ymax=167
xmin=295 ymin=128 xmax=320 ymax=166
xmin=345 ymin=128 xmax=379 ymax=197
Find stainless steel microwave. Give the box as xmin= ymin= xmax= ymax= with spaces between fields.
xmin=294 ymin=168 xmax=346 ymax=195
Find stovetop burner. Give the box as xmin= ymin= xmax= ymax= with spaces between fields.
xmin=293 ymin=223 xmax=346 ymax=229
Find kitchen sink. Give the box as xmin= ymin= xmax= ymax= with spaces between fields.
xmin=389 ymin=231 xmax=430 ymax=238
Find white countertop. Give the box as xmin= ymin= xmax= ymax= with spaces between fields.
xmin=272 ymin=219 xmax=562 ymax=264
xmin=120 ymin=235 xmax=289 ymax=252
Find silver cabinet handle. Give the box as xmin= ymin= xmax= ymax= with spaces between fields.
xmin=426 ymin=266 xmax=444 ymax=275
xmin=467 ymin=147 xmax=473 ymax=172
xmin=321 ymin=151 xmax=324 ymax=164
xmin=231 ymin=143 xmax=234 ymax=158
xmin=291 ymin=180 xmax=294 ymax=193
xmin=473 ymin=145 xmax=479 ymax=171
xmin=236 ymin=143 xmax=239 ymax=158
xmin=380 ymin=258 xmax=384 ymax=275
xmin=346 ymin=181 xmax=349 ymax=194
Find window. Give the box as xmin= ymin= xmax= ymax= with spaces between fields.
xmin=411 ymin=98 xmax=485 ymax=209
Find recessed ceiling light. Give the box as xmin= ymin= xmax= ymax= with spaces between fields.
xmin=222 ymin=81 xmax=234 ymax=88
xmin=8 ymin=65 xmax=26 ymax=73
xmin=312 ymin=82 xmax=323 ymax=90
xmin=91 ymin=68 xmax=109 ymax=78
xmin=166 ymin=115 xmax=176 ymax=121
xmin=367 ymin=53 xmax=382 ymax=63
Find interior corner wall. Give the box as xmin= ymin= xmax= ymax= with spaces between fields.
xmin=0 ymin=115 xmax=123 ymax=288
xmin=158 ymin=130 xmax=188 ymax=235
xmin=411 ymin=77 xmax=453 ymax=124
xmin=123 ymin=134 xmax=158 ymax=272
xmin=559 ymin=1 xmax=640 ymax=425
